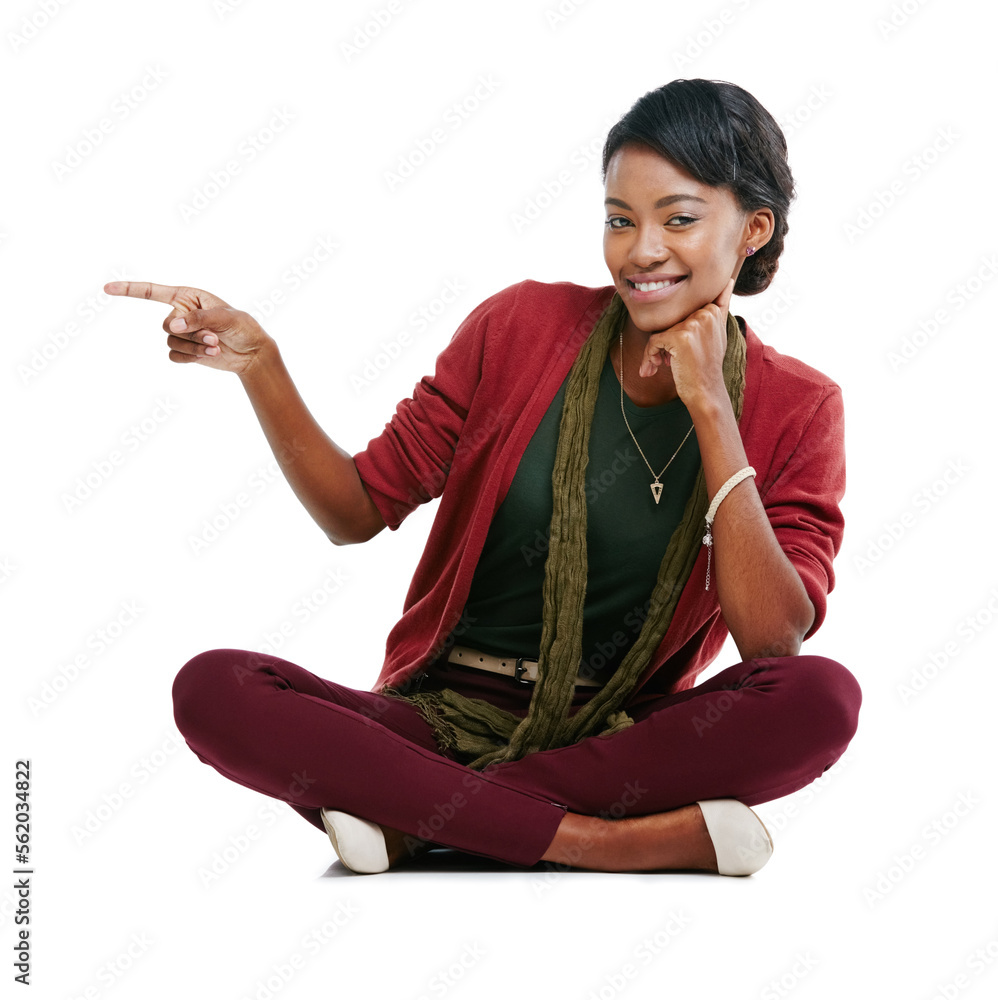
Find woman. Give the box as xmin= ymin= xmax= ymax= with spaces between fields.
xmin=106 ymin=78 xmax=861 ymax=876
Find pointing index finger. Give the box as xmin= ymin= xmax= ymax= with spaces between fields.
xmin=104 ymin=281 xmax=186 ymax=306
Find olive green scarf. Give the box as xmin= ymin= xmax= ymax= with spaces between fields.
xmin=385 ymin=292 xmax=747 ymax=770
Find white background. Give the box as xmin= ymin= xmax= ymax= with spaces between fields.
xmin=4 ymin=0 xmax=998 ymax=996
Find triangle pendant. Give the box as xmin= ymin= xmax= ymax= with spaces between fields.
xmin=650 ymin=482 xmax=663 ymax=505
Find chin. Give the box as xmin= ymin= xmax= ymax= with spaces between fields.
xmin=626 ymin=302 xmax=687 ymax=334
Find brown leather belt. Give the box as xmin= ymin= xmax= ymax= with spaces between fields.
xmin=445 ymin=644 xmax=602 ymax=688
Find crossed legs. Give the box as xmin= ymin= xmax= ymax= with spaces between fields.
xmin=173 ymin=649 xmax=861 ymax=870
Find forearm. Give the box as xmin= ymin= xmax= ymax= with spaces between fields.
xmin=237 ymin=339 xmax=386 ymax=545
xmin=690 ymin=395 xmax=814 ymax=660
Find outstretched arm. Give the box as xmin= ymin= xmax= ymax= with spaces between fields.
xmin=234 ymin=338 xmax=387 ymax=545
xmin=105 ymin=280 xmax=386 ymax=545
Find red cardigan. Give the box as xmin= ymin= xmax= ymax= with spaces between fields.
xmin=353 ymin=279 xmax=845 ymax=704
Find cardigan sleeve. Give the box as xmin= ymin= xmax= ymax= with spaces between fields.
xmin=757 ymin=385 xmax=846 ymax=641
xmin=352 ymin=290 xmax=496 ymax=531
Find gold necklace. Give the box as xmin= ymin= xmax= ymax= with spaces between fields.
xmin=617 ymin=329 xmax=694 ymax=505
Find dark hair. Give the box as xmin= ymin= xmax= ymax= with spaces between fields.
xmin=601 ymin=79 xmax=795 ymax=296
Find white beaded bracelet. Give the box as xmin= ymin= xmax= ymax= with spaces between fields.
xmin=702 ymin=466 xmax=756 ymax=591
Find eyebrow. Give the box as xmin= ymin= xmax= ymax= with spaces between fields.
xmin=604 ymin=195 xmax=708 ymax=209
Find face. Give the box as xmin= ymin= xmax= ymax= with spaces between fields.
xmin=603 ymin=142 xmax=771 ymax=336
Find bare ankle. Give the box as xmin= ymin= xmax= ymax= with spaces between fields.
xmin=382 ymin=823 xmax=432 ymax=867
xmin=540 ymin=812 xmax=617 ymax=869
xmin=540 ymin=804 xmax=718 ymax=873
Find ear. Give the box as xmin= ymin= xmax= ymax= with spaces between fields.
xmin=746 ymin=207 xmax=775 ymax=252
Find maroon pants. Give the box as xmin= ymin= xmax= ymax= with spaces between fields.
xmin=172 ymin=650 xmax=861 ymax=868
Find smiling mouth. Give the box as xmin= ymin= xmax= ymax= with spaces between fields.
xmin=626 ymin=276 xmax=688 ymax=291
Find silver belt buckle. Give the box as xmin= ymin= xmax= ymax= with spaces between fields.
xmin=513 ymin=656 xmax=537 ymax=684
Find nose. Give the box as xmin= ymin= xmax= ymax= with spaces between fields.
xmin=627 ymin=223 xmax=670 ymax=268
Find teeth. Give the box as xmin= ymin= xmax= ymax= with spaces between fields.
xmin=632 ymin=278 xmax=680 ymax=291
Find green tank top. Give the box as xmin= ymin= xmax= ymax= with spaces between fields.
xmin=452 ymin=351 xmax=702 ymax=683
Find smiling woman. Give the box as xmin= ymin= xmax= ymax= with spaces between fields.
xmin=112 ymin=77 xmax=861 ymax=878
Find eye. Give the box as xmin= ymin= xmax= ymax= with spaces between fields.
xmin=604 ymin=214 xmax=698 ymax=230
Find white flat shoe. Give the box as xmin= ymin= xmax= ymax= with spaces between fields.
xmin=320 ymin=809 xmax=389 ymax=874
xmin=696 ymin=799 xmax=774 ymax=876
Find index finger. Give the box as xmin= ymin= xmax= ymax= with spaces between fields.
xmin=104 ymin=281 xmax=184 ymax=305
xmin=714 ymin=276 xmax=736 ymax=314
